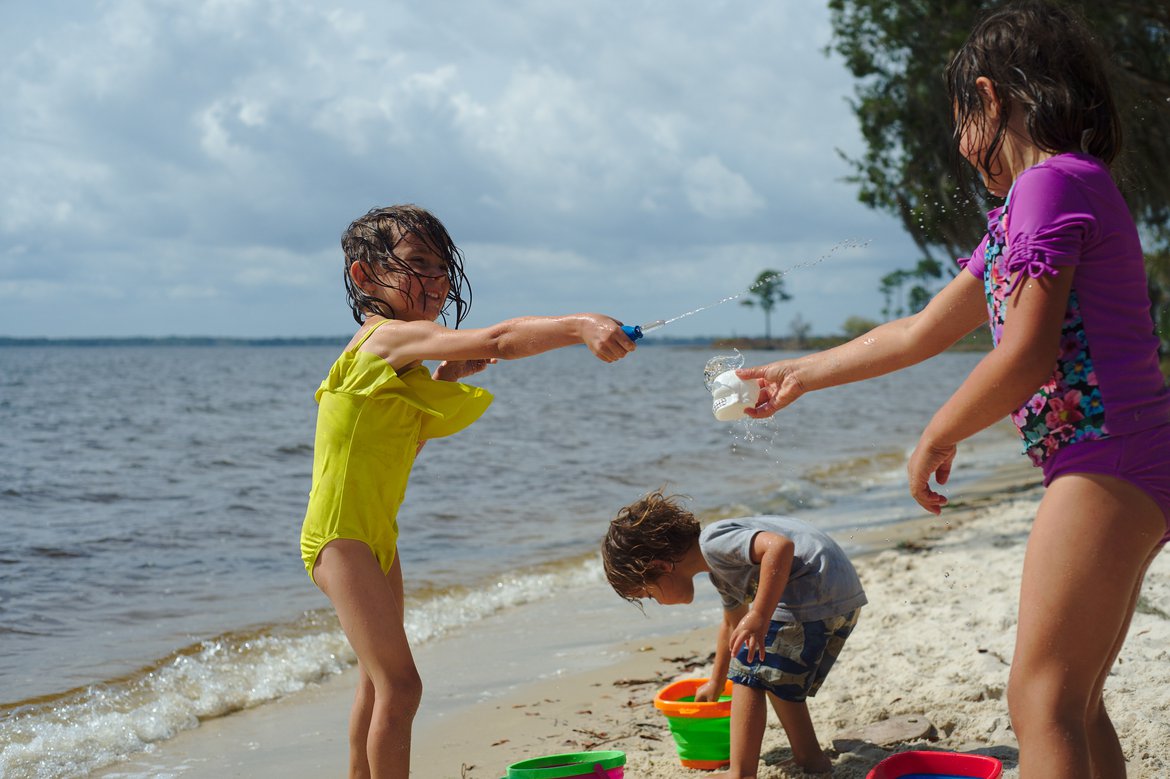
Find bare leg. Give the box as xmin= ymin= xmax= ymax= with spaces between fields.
xmin=711 ymin=683 xmax=767 ymax=779
xmin=1084 ymin=547 xmax=1158 ymax=779
xmin=314 ymin=542 xmax=420 ymax=779
xmin=349 ymin=664 xmax=375 ymax=779
xmin=1008 ymin=474 xmax=1163 ymax=779
xmin=767 ymin=693 xmax=831 ymax=774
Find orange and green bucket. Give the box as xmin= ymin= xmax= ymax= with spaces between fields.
xmin=653 ymin=677 xmax=733 ymax=769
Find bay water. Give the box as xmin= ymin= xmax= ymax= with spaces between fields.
xmin=0 ymin=343 xmax=1020 ymax=777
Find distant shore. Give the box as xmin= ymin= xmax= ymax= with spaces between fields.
xmin=712 ymin=328 xmax=994 ymax=353
xmin=0 ymin=335 xmax=715 ymax=348
xmin=0 ymin=332 xmax=992 ymax=350
xmin=0 ymin=335 xmax=353 ymax=347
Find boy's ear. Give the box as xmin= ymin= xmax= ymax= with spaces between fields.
xmin=648 ymin=559 xmax=673 ymax=574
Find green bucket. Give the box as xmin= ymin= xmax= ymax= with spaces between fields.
xmin=653 ymin=678 xmax=732 ymax=769
xmin=501 ymin=750 xmax=625 ymax=779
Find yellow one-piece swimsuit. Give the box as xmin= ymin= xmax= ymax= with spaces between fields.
xmin=299 ymin=321 xmax=493 ymax=582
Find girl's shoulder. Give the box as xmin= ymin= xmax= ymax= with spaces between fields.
xmin=1015 ymin=153 xmax=1111 ymax=195
xmin=1007 ymin=153 xmax=1124 ymax=236
xmin=354 ymin=316 xmax=455 ymax=367
xmin=346 ymin=317 xmax=401 ymax=352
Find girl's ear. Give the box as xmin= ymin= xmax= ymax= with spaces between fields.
xmin=349 ymin=261 xmax=374 ymax=292
xmin=975 ymin=76 xmax=1001 ymax=119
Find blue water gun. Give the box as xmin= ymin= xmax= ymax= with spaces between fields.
xmin=621 ymin=319 xmax=665 ymax=342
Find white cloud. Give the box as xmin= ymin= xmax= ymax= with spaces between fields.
xmin=0 ymin=0 xmax=923 ymax=338
xmin=682 ymin=156 xmax=766 ymax=217
xmin=464 ymin=243 xmax=597 ymax=275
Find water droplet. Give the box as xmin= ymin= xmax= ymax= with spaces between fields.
xmin=703 ymin=350 xmax=745 ymax=389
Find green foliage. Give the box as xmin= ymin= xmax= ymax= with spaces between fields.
xmin=828 ymin=0 xmax=1170 ymax=348
xmin=879 ymin=257 xmax=950 ymax=317
xmin=790 ymin=313 xmax=813 ymax=348
xmin=1148 ymin=245 xmax=1170 ymax=360
xmin=740 ymin=269 xmax=792 ymax=342
xmin=828 ymin=0 xmax=1170 ymax=257
xmin=842 ymin=315 xmax=879 ymax=338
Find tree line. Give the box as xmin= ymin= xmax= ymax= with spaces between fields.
xmin=741 ymin=2 xmax=1168 ymax=363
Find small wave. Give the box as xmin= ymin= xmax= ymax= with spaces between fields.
xmin=0 ymin=612 xmax=352 ymax=779
xmin=77 ymin=492 xmax=124 ymax=504
xmin=29 ymin=546 xmax=90 ymax=560
xmin=803 ymin=449 xmax=906 ymax=488
xmin=403 ymin=557 xmax=604 ymax=645
xmin=0 ymin=625 xmax=50 ymax=637
xmin=0 ymin=558 xmax=606 ymax=779
xmin=274 ymin=443 xmax=313 ymax=458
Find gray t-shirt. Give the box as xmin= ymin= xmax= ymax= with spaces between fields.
xmin=699 ymin=516 xmax=867 ymax=623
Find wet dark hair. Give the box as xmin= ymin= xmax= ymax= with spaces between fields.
xmin=340 ymin=204 xmax=472 ymax=325
xmin=602 ymin=489 xmax=700 ymax=603
xmin=946 ymin=1 xmax=1121 ymax=180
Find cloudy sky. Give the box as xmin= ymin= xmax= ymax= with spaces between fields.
xmin=0 ymin=1 xmax=930 ymax=340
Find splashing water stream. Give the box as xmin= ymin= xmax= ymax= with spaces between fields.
xmin=631 ymin=239 xmax=870 ymax=334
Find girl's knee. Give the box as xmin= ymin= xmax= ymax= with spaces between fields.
xmin=1007 ymin=669 xmax=1089 ymax=734
xmin=376 ymin=666 xmax=423 ymax=716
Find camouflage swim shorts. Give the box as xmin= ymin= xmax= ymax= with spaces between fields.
xmin=727 ymin=608 xmax=861 ymax=702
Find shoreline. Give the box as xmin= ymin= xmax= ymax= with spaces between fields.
xmin=93 ymin=458 xmax=1170 ymax=778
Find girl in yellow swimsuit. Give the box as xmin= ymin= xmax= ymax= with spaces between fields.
xmin=300 ymin=204 xmax=635 ymax=779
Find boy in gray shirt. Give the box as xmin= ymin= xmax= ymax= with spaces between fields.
xmin=603 ymin=489 xmax=866 ymax=777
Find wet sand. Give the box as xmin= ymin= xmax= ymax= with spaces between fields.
xmin=97 ymin=460 xmax=1170 ymax=778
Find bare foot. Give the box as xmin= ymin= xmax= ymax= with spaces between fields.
xmin=778 ymin=755 xmax=834 ymax=776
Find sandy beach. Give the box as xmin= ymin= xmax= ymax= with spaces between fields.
xmin=97 ymin=460 xmax=1170 ymax=779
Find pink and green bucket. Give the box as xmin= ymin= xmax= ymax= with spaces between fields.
xmin=500 ymin=750 xmax=625 ymax=779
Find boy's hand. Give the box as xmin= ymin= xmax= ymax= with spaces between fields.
xmin=693 ymin=678 xmax=724 ymax=703
xmin=432 ymin=358 xmax=496 ymax=382
xmin=730 ymin=610 xmax=770 ymax=663
xmin=580 ymin=314 xmax=636 ymax=363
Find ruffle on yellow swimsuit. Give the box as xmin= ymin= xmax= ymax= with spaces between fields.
xmin=300 ymin=341 xmax=493 ymax=582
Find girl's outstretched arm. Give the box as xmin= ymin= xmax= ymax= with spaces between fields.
xmin=738 ymin=271 xmax=989 ymax=417
xmin=908 ymin=268 xmax=1075 ymax=513
xmin=360 ymin=313 xmax=635 ymax=370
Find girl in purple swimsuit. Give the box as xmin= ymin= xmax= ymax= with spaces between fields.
xmin=738 ymin=3 xmax=1169 ymax=777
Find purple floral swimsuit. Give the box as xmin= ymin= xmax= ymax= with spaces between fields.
xmin=980 ymin=197 xmax=1107 ymax=466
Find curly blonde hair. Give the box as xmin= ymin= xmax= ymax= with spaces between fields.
xmin=602 ymin=489 xmax=700 ymax=602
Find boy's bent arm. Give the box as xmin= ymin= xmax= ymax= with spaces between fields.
xmin=729 ymin=532 xmax=795 ymax=663
xmin=696 ymin=604 xmax=747 ymax=702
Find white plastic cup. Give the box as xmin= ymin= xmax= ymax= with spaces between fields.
xmin=709 ymin=370 xmax=761 ymax=421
